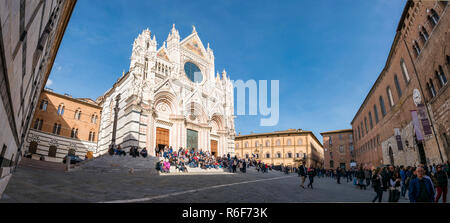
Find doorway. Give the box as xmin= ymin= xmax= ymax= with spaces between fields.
xmin=211 ymin=140 xmax=218 ymax=157
xmin=29 ymin=141 xmax=38 ymax=154
xmin=156 ymin=127 xmax=170 ymax=150
xmin=388 ymin=146 xmax=394 ymax=166
xmin=186 ymin=129 xmax=198 ymax=151
xmin=417 ymin=141 xmax=427 ymax=166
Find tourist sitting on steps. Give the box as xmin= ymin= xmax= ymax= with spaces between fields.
xmin=115 ymin=145 xmax=126 ymax=156
xmin=140 ymin=147 xmax=148 ymax=158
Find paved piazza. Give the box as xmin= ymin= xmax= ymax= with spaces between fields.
xmin=2 ymin=163 xmax=448 ymax=203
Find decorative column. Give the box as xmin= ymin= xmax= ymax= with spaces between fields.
xmin=111 ymin=94 xmax=121 ymax=147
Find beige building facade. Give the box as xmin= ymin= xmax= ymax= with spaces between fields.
xmin=235 ymin=129 xmax=324 ymax=168
xmin=24 ymin=89 xmax=101 ymax=162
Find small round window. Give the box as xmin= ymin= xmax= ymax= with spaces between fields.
xmin=184 ymin=62 xmax=203 ymax=83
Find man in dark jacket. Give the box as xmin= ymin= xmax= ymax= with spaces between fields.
xmin=299 ymin=163 xmax=307 ymax=188
xmin=434 ymin=165 xmax=448 ymax=203
xmin=336 ymin=167 xmax=341 ymax=184
xmin=409 ymin=167 xmax=435 ymax=203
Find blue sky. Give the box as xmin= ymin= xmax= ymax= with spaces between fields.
xmin=49 ymin=0 xmax=406 ymax=142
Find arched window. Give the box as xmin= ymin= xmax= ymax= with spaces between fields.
xmin=57 ymin=104 xmax=65 ymax=116
xmin=437 ymin=65 xmax=447 ymax=86
xmin=428 ymin=79 xmax=436 ymax=98
xmin=34 ymin=119 xmax=43 ymax=130
xmin=413 ymin=40 xmax=421 ymax=56
xmin=255 ymin=141 xmax=259 ymax=147
xmin=276 ymin=139 xmax=280 ymax=146
xmin=400 ymin=59 xmax=410 ymax=83
xmin=245 ymin=142 xmax=248 ymax=148
xmin=387 ymin=86 xmax=394 ymax=107
xmin=297 ymin=139 xmax=303 ymax=145
xmin=265 ymin=140 xmax=270 ymax=147
xmin=373 ymin=104 xmax=379 ymax=124
xmin=357 ymin=126 xmax=361 ymax=140
xmin=245 ymin=154 xmax=249 ymax=159
xmin=39 ymin=99 xmax=48 ymax=111
xmin=394 ymin=75 xmax=402 ymax=98
xmin=276 ymin=152 xmax=281 ymax=158
xmin=91 ymin=114 xmax=97 ymax=124
xmin=287 ymin=139 xmax=291 ymax=146
xmin=430 ymin=9 xmax=440 ymax=26
xmin=379 ymin=96 xmax=387 ymax=117
xmin=236 ymin=143 xmax=239 ymax=149
xmin=360 ymin=122 xmax=364 ymax=137
xmin=53 ymin=123 xmax=61 ymax=135
xmin=266 ymin=153 xmax=270 ymax=158
xmin=364 ymin=117 xmax=368 ymax=133
xmin=368 ymin=112 xmax=373 ymax=129
xmin=287 ymin=152 xmax=292 ymax=158
xmin=420 ymin=26 xmax=429 ymax=43
xmin=71 ymin=128 xmax=77 ymax=138
xmin=74 ymin=110 xmax=82 ymax=120
xmin=71 ymin=128 xmax=78 ymax=138
xmin=89 ymin=131 xmax=93 ymax=141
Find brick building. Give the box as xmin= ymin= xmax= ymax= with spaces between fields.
xmin=351 ymin=0 xmax=449 ymax=169
xmin=24 ymin=89 xmax=101 ymax=162
xmin=0 ymin=0 xmax=76 ymax=196
xmin=235 ymin=129 xmax=324 ymax=168
xmin=320 ymin=129 xmax=355 ymax=170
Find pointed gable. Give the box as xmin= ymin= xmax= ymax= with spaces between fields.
xmin=157 ymin=48 xmax=170 ymax=62
xmin=181 ymin=33 xmax=207 ymax=58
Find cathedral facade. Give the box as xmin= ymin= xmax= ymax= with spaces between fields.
xmin=96 ymin=25 xmax=235 ymax=157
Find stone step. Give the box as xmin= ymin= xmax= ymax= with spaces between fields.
xmin=18 ymin=158 xmax=66 ymax=172
xmin=73 ymin=154 xmax=160 ymax=174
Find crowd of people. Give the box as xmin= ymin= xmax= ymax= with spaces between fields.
xmin=321 ymin=162 xmax=449 ymax=203
xmin=108 ymin=144 xmax=448 ymax=202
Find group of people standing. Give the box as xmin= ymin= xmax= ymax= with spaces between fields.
xmin=327 ymin=162 xmax=449 ymax=203
xmin=298 ymin=163 xmax=317 ymax=189
xmin=370 ymin=163 xmax=448 ymax=203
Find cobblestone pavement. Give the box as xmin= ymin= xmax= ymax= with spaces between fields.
xmin=1 ymin=165 xmax=448 ymax=203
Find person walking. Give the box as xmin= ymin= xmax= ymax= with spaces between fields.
xmin=365 ymin=168 xmax=371 ymax=187
xmin=307 ymin=166 xmax=316 ymax=189
xmin=409 ymin=167 xmax=435 ymax=203
xmin=336 ymin=167 xmax=341 ymax=184
xmin=388 ymin=170 xmax=401 ymax=202
xmin=232 ymin=158 xmax=237 ymax=173
xmin=434 ymin=164 xmax=448 ymax=203
xmin=356 ymin=166 xmax=366 ymax=190
xmin=372 ymin=168 xmax=384 ymax=202
xmin=299 ymin=162 xmax=307 ymax=188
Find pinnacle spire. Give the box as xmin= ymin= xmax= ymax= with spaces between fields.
xmin=192 ymin=25 xmax=197 ymax=34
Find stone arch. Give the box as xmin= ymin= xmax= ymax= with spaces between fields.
xmin=388 ymin=144 xmax=394 ymax=166
xmin=185 ymin=101 xmax=207 ymax=124
xmin=210 ymin=114 xmax=224 ymax=132
xmin=154 ymin=91 xmax=177 ymax=115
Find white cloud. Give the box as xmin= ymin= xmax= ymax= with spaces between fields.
xmin=46 ymin=79 xmax=53 ymax=87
